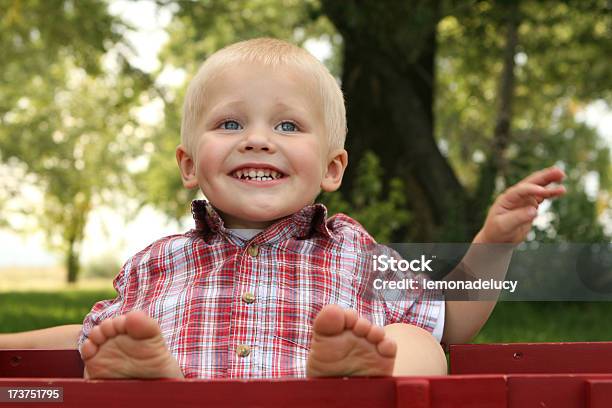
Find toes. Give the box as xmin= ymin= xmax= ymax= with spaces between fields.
xmin=112 ymin=315 xmax=128 ymax=335
xmin=366 ymin=325 xmax=385 ymax=344
xmin=352 ymin=317 xmax=371 ymax=337
xmin=80 ymin=339 xmax=99 ymax=361
xmin=313 ymin=305 xmax=346 ymax=336
xmin=376 ymin=338 xmax=397 ymax=358
xmin=99 ymin=318 xmax=118 ymax=339
xmin=87 ymin=325 xmax=107 ymax=345
xmin=344 ymin=309 xmax=358 ymax=329
xmin=125 ymin=311 xmax=161 ymax=340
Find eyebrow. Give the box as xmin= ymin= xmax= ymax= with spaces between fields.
xmin=272 ymin=102 xmax=312 ymax=118
xmin=207 ymin=100 xmax=311 ymax=119
xmin=206 ymin=100 xmax=246 ymax=118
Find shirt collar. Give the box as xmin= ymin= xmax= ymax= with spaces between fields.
xmin=191 ymin=199 xmax=334 ymax=242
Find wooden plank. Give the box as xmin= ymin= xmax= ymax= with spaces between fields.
xmin=395 ymin=378 xmax=430 ymax=408
xmin=0 ymin=349 xmax=83 ymax=378
xmin=507 ymin=375 xmax=612 ymax=408
xmin=586 ymin=379 xmax=612 ymax=408
xmin=508 ymin=376 xmax=586 ymax=408
xmin=450 ymin=342 xmax=612 ymax=374
xmin=0 ymin=378 xmax=397 ymax=408
xmin=429 ymin=376 xmax=507 ymax=408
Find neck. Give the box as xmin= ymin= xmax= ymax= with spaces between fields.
xmin=216 ymin=209 xmax=283 ymax=229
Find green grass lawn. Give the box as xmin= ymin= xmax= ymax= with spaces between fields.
xmin=0 ymin=289 xmax=115 ymax=332
xmin=475 ymin=301 xmax=612 ymax=343
xmin=2 ymin=290 xmax=612 ymax=343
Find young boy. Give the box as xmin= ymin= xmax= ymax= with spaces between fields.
xmin=1 ymin=38 xmax=565 ymax=379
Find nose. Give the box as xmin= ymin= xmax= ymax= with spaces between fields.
xmin=238 ymin=127 xmax=276 ymax=153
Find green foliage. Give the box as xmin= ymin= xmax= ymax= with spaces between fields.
xmin=150 ymin=0 xmax=611 ymax=243
xmin=0 ymin=289 xmax=115 ymax=332
xmin=507 ymin=114 xmax=609 ymax=242
xmin=437 ymin=0 xmax=611 ymax=242
xmin=1 ymin=0 xmax=610 ymax=288
xmin=0 ymin=0 xmax=149 ymax=281
xmin=318 ymin=151 xmax=411 ymax=242
xmin=0 ymin=56 xmax=149 ymax=280
xmin=0 ymin=0 xmax=125 ymax=116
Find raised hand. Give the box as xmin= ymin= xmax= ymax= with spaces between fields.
xmin=474 ymin=167 xmax=566 ymax=244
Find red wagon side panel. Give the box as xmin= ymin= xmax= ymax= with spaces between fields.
xmin=587 ymin=379 xmax=612 ymax=408
xmin=0 ymin=378 xmax=399 ymax=408
xmin=450 ymin=342 xmax=612 ymax=375
xmin=0 ymin=349 xmax=83 ymax=378
xmin=428 ymin=376 xmax=507 ymax=408
xmin=4 ymin=346 xmax=612 ymax=406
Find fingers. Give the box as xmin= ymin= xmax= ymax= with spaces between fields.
xmin=498 ymin=180 xmax=566 ymax=210
xmin=494 ymin=206 xmax=538 ymax=235
xmin=522 ymin=166 xmax=566 ymax=186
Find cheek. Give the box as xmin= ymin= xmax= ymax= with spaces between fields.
xmin=292 ymin=149 xmax=324 ymax=180
xmin=196 ymin=139 xmax=226 ymax=176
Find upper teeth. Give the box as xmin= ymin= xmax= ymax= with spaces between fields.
xmin=232 ymin=168 xmax=283 ymax=181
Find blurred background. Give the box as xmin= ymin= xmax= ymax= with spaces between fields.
xmin=1 ymin=0 xmax=611 ymax=342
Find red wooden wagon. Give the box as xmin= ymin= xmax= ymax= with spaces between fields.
xmin=2 ymin=342 xmax=612 ymax=407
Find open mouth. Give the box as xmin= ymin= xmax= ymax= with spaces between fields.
xmin=229 ymin=167 xmax=286 ymax=182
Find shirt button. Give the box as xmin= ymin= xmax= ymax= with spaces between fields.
xmin=236 ymin=345 xmax=251 ymax=357
xmin=241 ymin=292 xmax=256 ymax=304
xmin=247 ymin=244 xmax=259 ymax=257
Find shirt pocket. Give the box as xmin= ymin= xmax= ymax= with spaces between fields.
xmin=272 ymin=285 xmax=317 ymax=353
xmin=267 ymin=321 xmax=311 ymax=377
xmin=274 ymin=321 xmax=312 ymax=352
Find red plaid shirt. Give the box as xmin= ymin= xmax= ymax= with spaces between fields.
xmin=79 ymin=200 xmax=443 ymax=379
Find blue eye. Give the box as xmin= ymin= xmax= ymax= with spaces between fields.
xmin=220 ymin=120 xmax=242 ymax=130
xmin=276 ymin=121 xmax=298 ymax=132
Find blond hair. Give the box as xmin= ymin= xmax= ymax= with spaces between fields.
xmin=181 ymin=38 xmax=346 ymax=156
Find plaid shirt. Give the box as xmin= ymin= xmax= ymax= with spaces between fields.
xmin=79 ymin=200 xmax=444 ymax=379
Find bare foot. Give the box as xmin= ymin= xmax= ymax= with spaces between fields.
xmin=80 ymin=311 xmax=183 ymax=379
xmin=306 ymin=305 xmax=397 ymax=377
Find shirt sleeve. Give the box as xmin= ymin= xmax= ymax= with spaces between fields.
xmin=431 ymin=299 xmax=445 ymax=342
xmin=77 ymin=255 xmax=133 ymax=351
xmin=375 ymin=245 xmax=445 ymax=341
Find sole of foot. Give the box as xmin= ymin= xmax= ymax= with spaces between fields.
xmin=306 ymin=304 xmax=397 ymax=377
xmin=80 ymin=311 xmax=183 ymax=379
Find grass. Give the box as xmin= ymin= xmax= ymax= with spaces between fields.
xmin=2 ymin=287 xmax=612 ymax=343
xmin=0 ymin=289 xmax=115 ymax=332
xmin=1 ymin=267 xmax=612 ymax=341
xmin=474 ymin=301 xmax=612 ymax=343
xmin=0 ymin=266 xmax=117 ymax=331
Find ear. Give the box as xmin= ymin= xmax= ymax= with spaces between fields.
xmin=321 ymin=149 xmax=348 ymax=192
xmin=176 ymin=144 xmax=199 ymax=189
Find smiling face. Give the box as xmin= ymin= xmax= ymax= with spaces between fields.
xmin=176 ymin=62 xmax=348 ymax=228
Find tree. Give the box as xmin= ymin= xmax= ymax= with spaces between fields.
xmin=0 ymin=0 xmax=150 ymax=282
xmin=145 ymin=0 xmax=611 ymax=243
xmin=435 ymin=0 xmax=611 ymax=241
xmin=323 ymin=0 xmax=611 ymax=241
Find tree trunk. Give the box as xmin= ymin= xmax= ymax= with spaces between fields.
xmin=473 ymin=0 xmax=520 ymax=221
xmin=322 ymin=0 xmax=470 ymax=241
xmin=63 ymin=193 xmax=89 ymax=283
xmin=66 ymin=235 xmax=80 ymax=283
